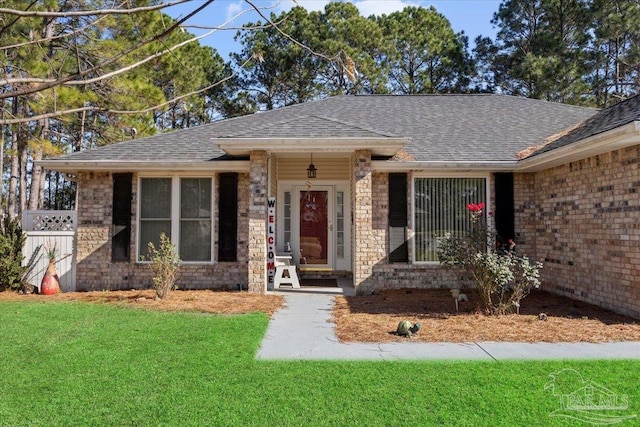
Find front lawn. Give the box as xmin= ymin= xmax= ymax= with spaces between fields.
xmin=1 ymin=301 xmax=638 ymax=426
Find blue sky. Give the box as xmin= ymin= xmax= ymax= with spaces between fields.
xmin=164 ymin=0 xmax=503 ymax=60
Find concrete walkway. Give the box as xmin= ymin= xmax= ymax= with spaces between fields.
xmin=257 ymin=292 xmax=640 ymax=361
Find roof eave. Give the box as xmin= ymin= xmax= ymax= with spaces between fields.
xmin=36 ymin=160 xmax=250 ymax=174
xmin=516 ymin=121 xmax=640 ymax=172
xmin=372 ymin=160 xmax=519 ymax=172
xmin=215 ymin=137 xmax=409 ymax=157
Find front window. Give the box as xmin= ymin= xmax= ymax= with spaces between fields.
xmin=138 ymin=177 xmax=213 ymax=262
xmin=139 ymin=178 xmax=172 ymax=257
xmin=414 ymin=177 xmax=487 ymax=262
xmin=179 ymin=178 xmax=212 ymax=262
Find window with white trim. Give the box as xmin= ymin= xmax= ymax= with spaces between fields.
xmin=138 ymin=177 xmax=213 ymax=262
xmin=414 ymin=177 xmax=487 ymax=262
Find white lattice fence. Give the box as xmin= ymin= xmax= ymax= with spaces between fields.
xmin=22 ymin=210 xmax=77 ymax=292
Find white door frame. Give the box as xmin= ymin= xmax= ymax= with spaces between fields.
xmin=277 ymin=181 xmax=351 ymax=272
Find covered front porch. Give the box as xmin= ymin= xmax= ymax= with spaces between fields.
xmin=273 ymin=154 xmax=352 ymax=275
xmin=227 ymin=135 xmax=407 ymax=294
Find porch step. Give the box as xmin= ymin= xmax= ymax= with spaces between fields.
xmin=298 ymin=270 xmax=352 ymax=280
xmin=272 ymin=277 xmax=355 ymax=296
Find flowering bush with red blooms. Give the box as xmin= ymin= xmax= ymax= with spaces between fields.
xmin=466 ymin=202 xmax=485 ymax=212
xmin=438 ymin=202 xmax=542 ymax=315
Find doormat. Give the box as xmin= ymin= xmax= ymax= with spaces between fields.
xmin=300 ymin=278 xmax=338 ymax=288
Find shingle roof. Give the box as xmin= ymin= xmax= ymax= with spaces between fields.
xmin=228 ymin=114 xmax=395 ymax=138
xmin=528 ymin=94 xmax=640 ymax=158
xmin=55 ymin=124 xmax=231 ymax=162
xmin=50 ymin=94 xmax=598 ymax=164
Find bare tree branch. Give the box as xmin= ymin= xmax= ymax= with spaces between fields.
xmin=108 ymin=57 xmax=253 ymax=114
xmin=1 ymin=102 xmax=178 ymax=125
xmin=181 ymin=20 xmax=288 ymax=32
xmin=179 ymin=2 xmax=283 ymax=31
xmin=0 ymin=14 xmax=109 ymax=51
xmin=0 ymin=57 xmax=253 ymax=125
xmin=0 ymin=1 xmax=192 ymax=18
xmin=1 ymin=2 xmax=256 ymax=88
xmin=1 ymin=0 xmax=323 ymax=214
xmin=2 ymin=29 xmax=211 ymax=86
xmin=0 ymin=0 xmax=339 ymax=124
xmin=244 ymin=0 xmax=336 ymax=63
xmin=1 ymin=106 xmax=98 ymax=125
xmin=0 ymin=9 xmax=280 ymax=54
xmin=0 ymin=0 xmax=215 ymax=100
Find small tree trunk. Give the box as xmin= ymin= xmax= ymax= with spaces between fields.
xmin=37 ymin=165 xmax=46 ymax=209
xmin=28 ymin=149 xmax=43 ymax=210
xmin=76 ymin=110 xmax=85 ymax=152
xmin=28 ymin=118 xmax=49 ymax=210
xmin=19 ymin=141 xmax=28 ymax=216
xmin=6 ymin=97 xmax=20 ymax=219
xmin=7 ymin=124 xmax=19 ymax=220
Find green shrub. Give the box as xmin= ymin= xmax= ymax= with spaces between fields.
xmin=147 ymin=233 xmax=181 ymax=299
xmin=0 ymin=218 xmax=43 ymax=292
xmin=0 ymin=217 xmax=27 ymax=291
xmin=438 ymin=203 xmax=542 ymax=315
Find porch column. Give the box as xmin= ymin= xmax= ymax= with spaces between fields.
xmin=352 ymin=149 xmax=374 ymax=292
xmin=248 ymin=150 xmax=268 ymax=293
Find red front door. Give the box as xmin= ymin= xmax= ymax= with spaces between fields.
xmin=299 ymin=190 xmax=328 ymax=266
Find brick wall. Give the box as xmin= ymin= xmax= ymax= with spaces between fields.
xmin=352 ymin=150 xmax=372 ymax=290
xmin=368 ymin=264 xmax=466 ymax=291
xmin=513 ymin=173 xmax=537 ymax=256
xmin=75 ymin=172 xmax=118 ymax=290
xmin=75 ymin=172 xmax=249 ymax=291
xmin=357 ymin=171 xmax=474 ymax=294
xmin=247 ymin=151 xmax=268 ymax=293
xmin=515 ymin=145 xmax=640 ymax=318
xmin=371 ymin=171 xmax=389 ymax=265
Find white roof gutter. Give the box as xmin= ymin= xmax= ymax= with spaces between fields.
xmin=517 ymin=121 xmax=640 ymax=172
xmin=372 ymin=160 xmax=519 ymax=172
xmin=36 ymin=160 xmax=250 ymax=174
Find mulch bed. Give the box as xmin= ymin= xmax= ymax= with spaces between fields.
xmin=5 ymin=288 xmax=640 ymax=343
xmin=0 ymin=289 xmax=285 ymax=316
xmin=333 ymin=289 xmax=640 ymax=343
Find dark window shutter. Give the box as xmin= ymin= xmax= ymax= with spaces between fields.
xmin=112 ymin=173 xmax=132 ymax=262
xmin=494 ymin=173 xmax=515 ymax=244
xmin=388 ymin=173 xmax=408 ymax=262
xmin=218 ymin=173 xmax=238 ymax=262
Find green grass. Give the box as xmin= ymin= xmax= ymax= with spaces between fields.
xmin=1 ymin=301 xmax=638 ymax=426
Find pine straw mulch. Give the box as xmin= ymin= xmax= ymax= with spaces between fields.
xmin=0 ymin=289 xmax=284 ymax=316
xmin=334 ymin=289 xmax=640 ymax=343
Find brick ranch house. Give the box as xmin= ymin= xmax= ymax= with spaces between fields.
xmin=40 ymin=94 xmax=640 ymax=318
